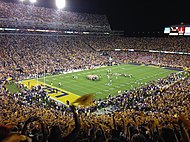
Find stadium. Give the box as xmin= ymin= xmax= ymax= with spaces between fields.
xmin=0 ymin=0 xmax=190 ymax=142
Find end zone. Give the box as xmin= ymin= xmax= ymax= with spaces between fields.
xmin=20 ymin=79 xmax=80 ymax=105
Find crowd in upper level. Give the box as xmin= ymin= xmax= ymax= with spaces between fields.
xmin=0 ymin=1 xmax=111 ymax=31
xmin=86 ymin=36 xmax=190 ymax=52
xmin=0 ymin=35 xmax=189 ymax=81
xmin=0 ymin=1 xmax=189 ymax=141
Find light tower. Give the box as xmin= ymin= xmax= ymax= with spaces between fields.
xmin=19 ymin=0 xmax=25 ymax=4
xmin=56 ymin=0 xmax=66 ymax=9
xmin=30 ymin=0 xmax=37 ymax=6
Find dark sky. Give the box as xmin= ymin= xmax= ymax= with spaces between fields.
xmin=3 ymin=0 xmax=190 ymax=35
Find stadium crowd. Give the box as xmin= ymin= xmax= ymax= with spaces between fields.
xmin=0 ymin=1 xmax=190 ymax=142
xmin=0 ymin=35 xmax=189 ymax=81
xmin=0 ymin=67 xmax=189 ymax=142
xmin=87 ymin=36 xmax=190 ymax=52
xmin=0 ymin=33 xmax=190 ymax=142
xmin=0 ymin=1 xmax=111 ymax=31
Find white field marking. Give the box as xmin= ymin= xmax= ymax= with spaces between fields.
xmin=96 ymin=92 xmax=102 ymax=94
xmin=109 ymin=88 xmax=115 ymax=90
xmin=39 ymin=64 xmax=158 ymax=80
xmin=41 ymin=66 xmax=176 ymax=96
xmin=55 ymin=81 xmax=95 ymax=95
xmin=66 ymin=78 xmax=113 ymax=95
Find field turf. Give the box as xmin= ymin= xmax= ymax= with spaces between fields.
xmin=32 ymin=64 xmax=178 ymax=101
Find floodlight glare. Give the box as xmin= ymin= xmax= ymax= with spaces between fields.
xmin=20 ymin=0 xmax=25 ymax=2
xmin=56 ymin=0 xmax=65 ymax=9
xmin=30 ymin=0 xmax=37 ymax=3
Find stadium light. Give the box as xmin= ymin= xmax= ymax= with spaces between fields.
xmin=30 ymin=0 xmax=37 ymax=3
xmin=56 ymin=0 xmax=66 ymax=9
xmin=19 ymin=0 xmax=25 ymax=4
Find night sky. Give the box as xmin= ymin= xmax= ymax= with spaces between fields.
xmin=2 ymin=0 xmax=190 ymax=35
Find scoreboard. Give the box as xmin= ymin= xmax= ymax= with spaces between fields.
xmin=164 ymin=26 xmax=190 ymax=36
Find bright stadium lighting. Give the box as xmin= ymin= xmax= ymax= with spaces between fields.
xmin=30 ymin=0 xmax=37 ymax=3
xmin=19 ymin=0 xmax=25 ymax=4
xmin=56 ymin=0 xmax=66 ymax=9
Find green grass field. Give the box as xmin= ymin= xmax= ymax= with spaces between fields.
xmin=5 ymin=81 xmax=22 ymax=93
xmin=37 ymin=64 xmax=178 ymax=100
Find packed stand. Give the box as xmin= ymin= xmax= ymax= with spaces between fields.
xmin=86 ymin=36 xmax=190 ymax=52
xmin=0 ymin=35 xmax=189 ymax=81
xmin=0 ymin=1 xmax=111 ymax=32
xmin=0 ymin=35 xmax=108 ymax=80
xmin=0 ymin=70 xmax=189 ymax=142
xmin=0 ymin=33 xmax=190 ymax=141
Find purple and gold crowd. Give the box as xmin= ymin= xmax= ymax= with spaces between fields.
xmin=0 ymin=1 xmax=190 ymax=142
xmin=0 ymin=1 xmax=111 ymax=31
xmin=0 ymin=35 xmax=189 ymax=81
xmin=0 ymin=34 xmax=189 ymax=142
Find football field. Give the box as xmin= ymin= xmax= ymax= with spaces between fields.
xmin=21 ymin=64 xmax=178 ymax=104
